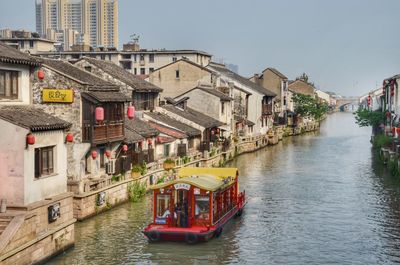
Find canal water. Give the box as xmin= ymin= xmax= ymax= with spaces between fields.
xmin=48 ymin=113 xmax=400 ymax=264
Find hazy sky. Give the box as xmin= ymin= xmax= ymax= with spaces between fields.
xmin=1 ymin=0 xmax=400 ymax=96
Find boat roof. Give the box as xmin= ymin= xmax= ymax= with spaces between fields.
xmin=151 ymin=167 xmax=238 ymax=192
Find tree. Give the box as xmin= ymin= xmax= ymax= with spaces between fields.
xmin=354 ymin=108 xmax=384 ymax=127
xmin=296 ymin=73 xmax=309 ymax=83
xmin=292 ymin=93 xmax=329 ymax=121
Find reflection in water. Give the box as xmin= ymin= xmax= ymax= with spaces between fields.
xmin=49 ymin=113 xmax=400 ymax=264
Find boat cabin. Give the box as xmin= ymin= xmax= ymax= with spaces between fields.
xmin=144 ymin=167 xmax=246 ymax=243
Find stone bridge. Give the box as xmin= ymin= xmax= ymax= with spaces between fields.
xmin=336 ymin=97 xmax=360 ymax=112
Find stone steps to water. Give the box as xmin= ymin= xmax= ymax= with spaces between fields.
xmin=0 ymin=216 xmax=13 ymax=236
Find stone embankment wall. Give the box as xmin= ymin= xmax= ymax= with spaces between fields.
xmin=0 ymin=193 xmax=75 ymax=264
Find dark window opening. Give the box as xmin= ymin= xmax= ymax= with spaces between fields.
xmin=35 ymin=146 xmax=55 ymax=178
xmin=149 ymin=54 xmax=154 ymax=62
xmin=175 ymin=70 xmax=180 ymax=79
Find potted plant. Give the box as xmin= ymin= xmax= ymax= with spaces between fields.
xmin=163 ymin=158 xmax=175 ymax=171
xmin=131 ymin=165 xmax=142 ymax=179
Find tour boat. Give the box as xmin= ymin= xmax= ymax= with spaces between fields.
xmin=143 ymin=167 xmax=246 ymax=243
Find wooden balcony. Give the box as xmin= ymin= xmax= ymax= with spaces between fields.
xmin=83 ymin=122 xmax=124 ymax=144
xmin=262 ymin=104 xmax=273 ymax=115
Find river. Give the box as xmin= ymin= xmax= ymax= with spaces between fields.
xmin=48 ymin=113 xmax=400 ymax=264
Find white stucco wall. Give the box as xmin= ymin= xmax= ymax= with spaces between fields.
xmin=0 ymin=119 xmax=68 ymax=205
xmin=0 ymin=119 xmax=27 ymax=205
xmin=212 ymin=71 xmax=264 ymax=136
xmin=24 ymin=130 xmax=68 ymax=205
xmin=316 ymin=89 xmax=331 ymax=103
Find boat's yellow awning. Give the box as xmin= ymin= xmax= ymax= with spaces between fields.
xmin=151 ymin=167 xmax=238 ymax=192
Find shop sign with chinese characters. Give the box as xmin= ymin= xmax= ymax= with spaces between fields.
xmin=42 ymin=89 xmax=74 ymax=103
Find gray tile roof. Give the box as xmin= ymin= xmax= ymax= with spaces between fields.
xmin=0 ymin=106 xmax=71 ymax=131
xmin=82 ymin=91 xmax=130 ymax=103
xmin=234 ymin=115 xmax=255 ymax=126
xmin=161 ymin=105 xmax=224 ymax=128
xmin=124 ymin=127 xmax=145 ymax=143
xmin=177 ymin=86 xmax=232 ymax=101
xmin=77 ymin=57 xmax=163 ymax=92
xmin=261 ymin=67 xmax=288 ymax=79
xmin=153 ymin=58 xmax=212 ymax=73
xmin=207 ymin=62 xmax=276 ymax=97
xmin=0 ymin=43 xmax=41 ymax=66
xmin=125 ymin=117 xmax=159 ymax=138
xmin=42 ymin=58 xmax=118 ymax=89
xmin=145 ymin=112 xmax=201 ymax=137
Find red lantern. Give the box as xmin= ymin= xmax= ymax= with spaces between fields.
xmin=105 ymin=150 xmax=111 ymax=158
xmin=91 ymin=150 xmax=97 ymax=159
xmin=66 ymin=133 xmax=74 ymax=143
xmin=95 ymin=107 xmax=104 ymax=122
xmin=26 ymin=134 xmax=35 ymax=145
xmin=147 ymin=139 xmax=152 ymax=145
xmin=396 ymin=127 xmax=400 ymax=135
xmin=122 ymin=144 xmax=128 ymax=152
xmin=156 ymin=136 xmax=161 ymax=143
xmin=127 ymin=105 xmax=135 ymax=119
xmin=386 ymin=112 xmax=391 ymax=118
xmin=392 ymin=127 xmax=396 ymax=135
xmin=216 ymin=128 xmax=220 ymax=133
xmin=37 ymin=70 xmax=45 ymax=80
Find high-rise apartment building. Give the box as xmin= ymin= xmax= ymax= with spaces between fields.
xmin=83 ymin=0 xmax=118 ymax=48
xmin=35 ymin=0 xmax=118 ymax=50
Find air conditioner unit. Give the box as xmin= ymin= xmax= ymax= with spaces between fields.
xmin=106 ymin=159 xmax=116 ymax=175
xmin=135 ymin=111 xmax=144 ymax=119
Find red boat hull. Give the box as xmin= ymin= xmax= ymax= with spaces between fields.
xmin=143 ymin=203 xmax=245 ymax=243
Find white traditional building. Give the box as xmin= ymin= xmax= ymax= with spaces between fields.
xmin=0 ymin=106 xmax=71 ymax=205
xmin=207 ymin=62 xmax=276 ymax=136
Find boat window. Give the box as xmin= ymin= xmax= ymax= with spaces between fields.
xmin=195 ymin=195 xmax=210 ymax=222
xmin=157 ymin=194 xmax=170 ymax=218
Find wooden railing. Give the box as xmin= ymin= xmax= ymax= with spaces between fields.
xmin=262 ymin=104 xmax=273 ymax=115
xmin=83 ymin=122 xmax=124 ymax=144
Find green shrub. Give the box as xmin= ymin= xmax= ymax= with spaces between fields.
xmin=209 ymin=148 xmax=216 ymax=157
xmin=131 ymin=165 xmax=142 ymax=173
xmin=182 ymin=156 xmax=190 ymax=164
xmin=373 ymin=134 xmax=392 ymax=149
xmin=164 ymin=158 xmax=175 ymax=164
xmin=111 ymin=174 xmax=121 ymax=182
xmin=389 ymin=160 xmax=400 ymax=177
xmin=156 ymin=175 xmax=167 ymax=184
xmin=140 ymin=162 xmax=147 ymax=175
xmin=128 ymin=181 xmax=147 ymax=202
